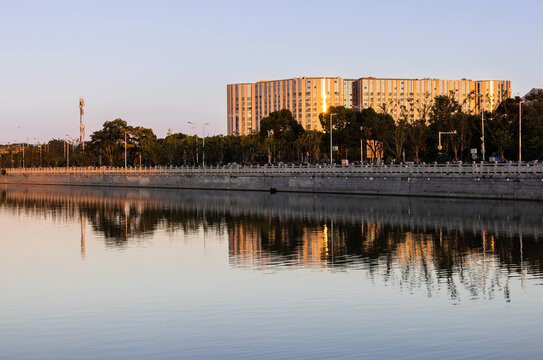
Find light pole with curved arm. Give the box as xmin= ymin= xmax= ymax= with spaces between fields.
xmin=519 ymin=99 xmax=523 ymax=164
xmin=330 ymin=113 xmax=337 ymax=166
xmin=66 ymin=135 xmax=76 ymax=168
xmin=437 ymin=131 xmax=457 ymax=152
xmin=34 ymin=138 xmax=42 ymax=166
xmin=202 ymin=122 xmax=210 ymax=167
xmin=188 ymin=121 xmax=198 ymax=164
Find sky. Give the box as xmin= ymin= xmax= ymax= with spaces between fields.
xmin=0 ymin=0 xmax=542 ymax=143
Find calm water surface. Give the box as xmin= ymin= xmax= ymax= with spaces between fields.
xmin=1 ymin=185 xmax=543 ymax=359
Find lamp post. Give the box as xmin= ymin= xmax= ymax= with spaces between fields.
xmin=438 ymin=130 xmax=457 ymax=152
xmin=360 ymin=126 xmax=364 ymax=164
xmin=519 ymin=99 xmax=523 ymax=164
xmin=266 ymin=129 xmax=273 ymax=164
xmin=188 ymin=121 xmax=199 ymax=165
xmin=330 ymin=113 xmax=337 ymax=166
xmin=34 ymin=138 xmax=42 ymax=166
xmin=354 ymin=103 xmax=368 ymax=164
xmin=480 ymin=94 xmax=486 ymax=162
xmin=66 ymin=135 xmax=76 ymax=168
xmin=202 ymin=122 xmax=209 ymax=167
xmin=16 ymin=126 xmax=21 ymax=167
xmin=65 ymin=139 xmax=70 ymax=168
xmin=124 ymin=130 xmax=127 ymax=168
xmin=11 ymin=141 xmax=18 ymax=167
xmin=8 ymin=142 xmax=12 ymax=168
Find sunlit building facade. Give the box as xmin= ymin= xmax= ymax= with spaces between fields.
xmin=227 ymin=77 xmax=356 ymax=135
xmin=227 ymin=76 xmax=511 ymax=135
xmin=355 ymin=78 xmax=511 ymax=120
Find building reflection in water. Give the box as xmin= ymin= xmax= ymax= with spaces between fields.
xmin=1 ymin=184 xmax=542 ymax=301
xmin=227 ymin=218 xmax=534 ymax=301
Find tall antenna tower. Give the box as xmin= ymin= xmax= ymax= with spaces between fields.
xmin=79 ymin=97 xmax=85 ymax=151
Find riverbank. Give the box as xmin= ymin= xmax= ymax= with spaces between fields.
xmin=2 ymin=164 xmax=543 ymax=200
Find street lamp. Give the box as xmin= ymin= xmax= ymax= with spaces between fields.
xmin=124 ymin=130 xmax=128 ymax=168
xmin=330 ymin=113 xmax=337 ymax=166
xmin=360 ymin=126 xmax=365 ymax=164
xmin=188 ymin=121 xmax=199 ymax=164
xmin=437 ymin=130 xmax=457 ymax=152
xmin=34 ymin=138 xmax=42 ymax=166
xmin=519 ymin=99 xmax=523 ymax=164
xmin=22 ymin=140 xmax=25 ymax=168
xmin=479 ymin=94 xmax=486 ymax=162
xmin=266 ymin=129 xmax=273 ymax=164
xmin=12 ymin=140 xmax=19 ymax=168
xmin=7 ymin=142 xmax=12 ymax=168
xmin=202 ymin=122 xmax=210 ymax=167
xmin=66 ymin=134 xmax=76 ymax=168
xmin=65 ymin=138 xmax=70 ymax=168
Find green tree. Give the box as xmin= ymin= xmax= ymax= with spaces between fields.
xmin=241 ymin=134 xmax=260 ymax=164
xmin=299 ymin=131 xmax=322 ymax=163
xmin=260 ymin=109 xmax=304 ymax=162
xmin=429 ymin=94 xmax=463 ymax=160
xmin=359 ymin=108 xmax=395 ymax=162
xmin=520 ymin=90 xmax=543 ymax=160
xmin=163 ymin=130 xmax=185 ymax=166
xmin=320 ymin=106 xmax=361 ymax=162
xmin=89 ymin=119 xmax=132 ymax=166
xmin=134 ymin=126 xmax=159 ymax=165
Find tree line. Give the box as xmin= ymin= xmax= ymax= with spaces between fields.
xmin=1 ymin=90 xmax=542 ymax=168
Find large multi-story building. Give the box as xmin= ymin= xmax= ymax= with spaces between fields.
xmin=355 ymin=77 xmax=511 ymax=121
xmin=227 ymin=76 xmax=511 ymax=135
xmin=227 ymin=77 xmax=355 ymax=135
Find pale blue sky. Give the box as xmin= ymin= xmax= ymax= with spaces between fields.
xmin=0 ymin=0 xmax=541 ymax=143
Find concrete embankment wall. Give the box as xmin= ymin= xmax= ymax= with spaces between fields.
xmin=2 ymin=171 xmax=543 ymax=200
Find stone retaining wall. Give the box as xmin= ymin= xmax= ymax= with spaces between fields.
xmin=2 ymin=171 xmax=542 ymax=200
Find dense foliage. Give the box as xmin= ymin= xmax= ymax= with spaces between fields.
xmin=2 ymin=90 xmax=542 ymax=167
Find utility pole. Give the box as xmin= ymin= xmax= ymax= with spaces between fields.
xmin=360 ymin=126 xmax=364 ymax=164
xmin=330 ymin=113 xmax=337 ymax=166
xmin=79 ymin=98 xmax=85 ymax=151
xmin=480 ymin=94 xmax=485 ymax=162
xmin=34 ymin=138 xmax=42 ymax=166
xmin=188 ymin=121 xmax=199 ymax=165
xmin=8 ymin=142 xmax=13 ymax=168
xmin=438 ymin=131 xmax=457 ymax=151
xmin=267 ymin=130 xmax=273 ymax=164
xmin=202 ymin=122 xmax=209 ymax=167
xmin=65 ymin=135 xmax=75 ymax=167
xmin=519 ymin=100 xmax=522 ymax=164
xmin=124 ymin=131 xmax=127 ymax=168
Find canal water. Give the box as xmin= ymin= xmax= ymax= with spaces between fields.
xmin=1 ymin=185 xmax=542 ymax=359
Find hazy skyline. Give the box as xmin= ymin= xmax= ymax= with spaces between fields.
xmin=1 ymin=0 xmax=541 ymax=143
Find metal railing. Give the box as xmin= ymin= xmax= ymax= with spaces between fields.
xmin=4 ymin=162 xmax=543 ymax=177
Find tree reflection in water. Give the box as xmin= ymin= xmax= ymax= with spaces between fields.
xmin=2 ymin=185 xmax=542 ymax=301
